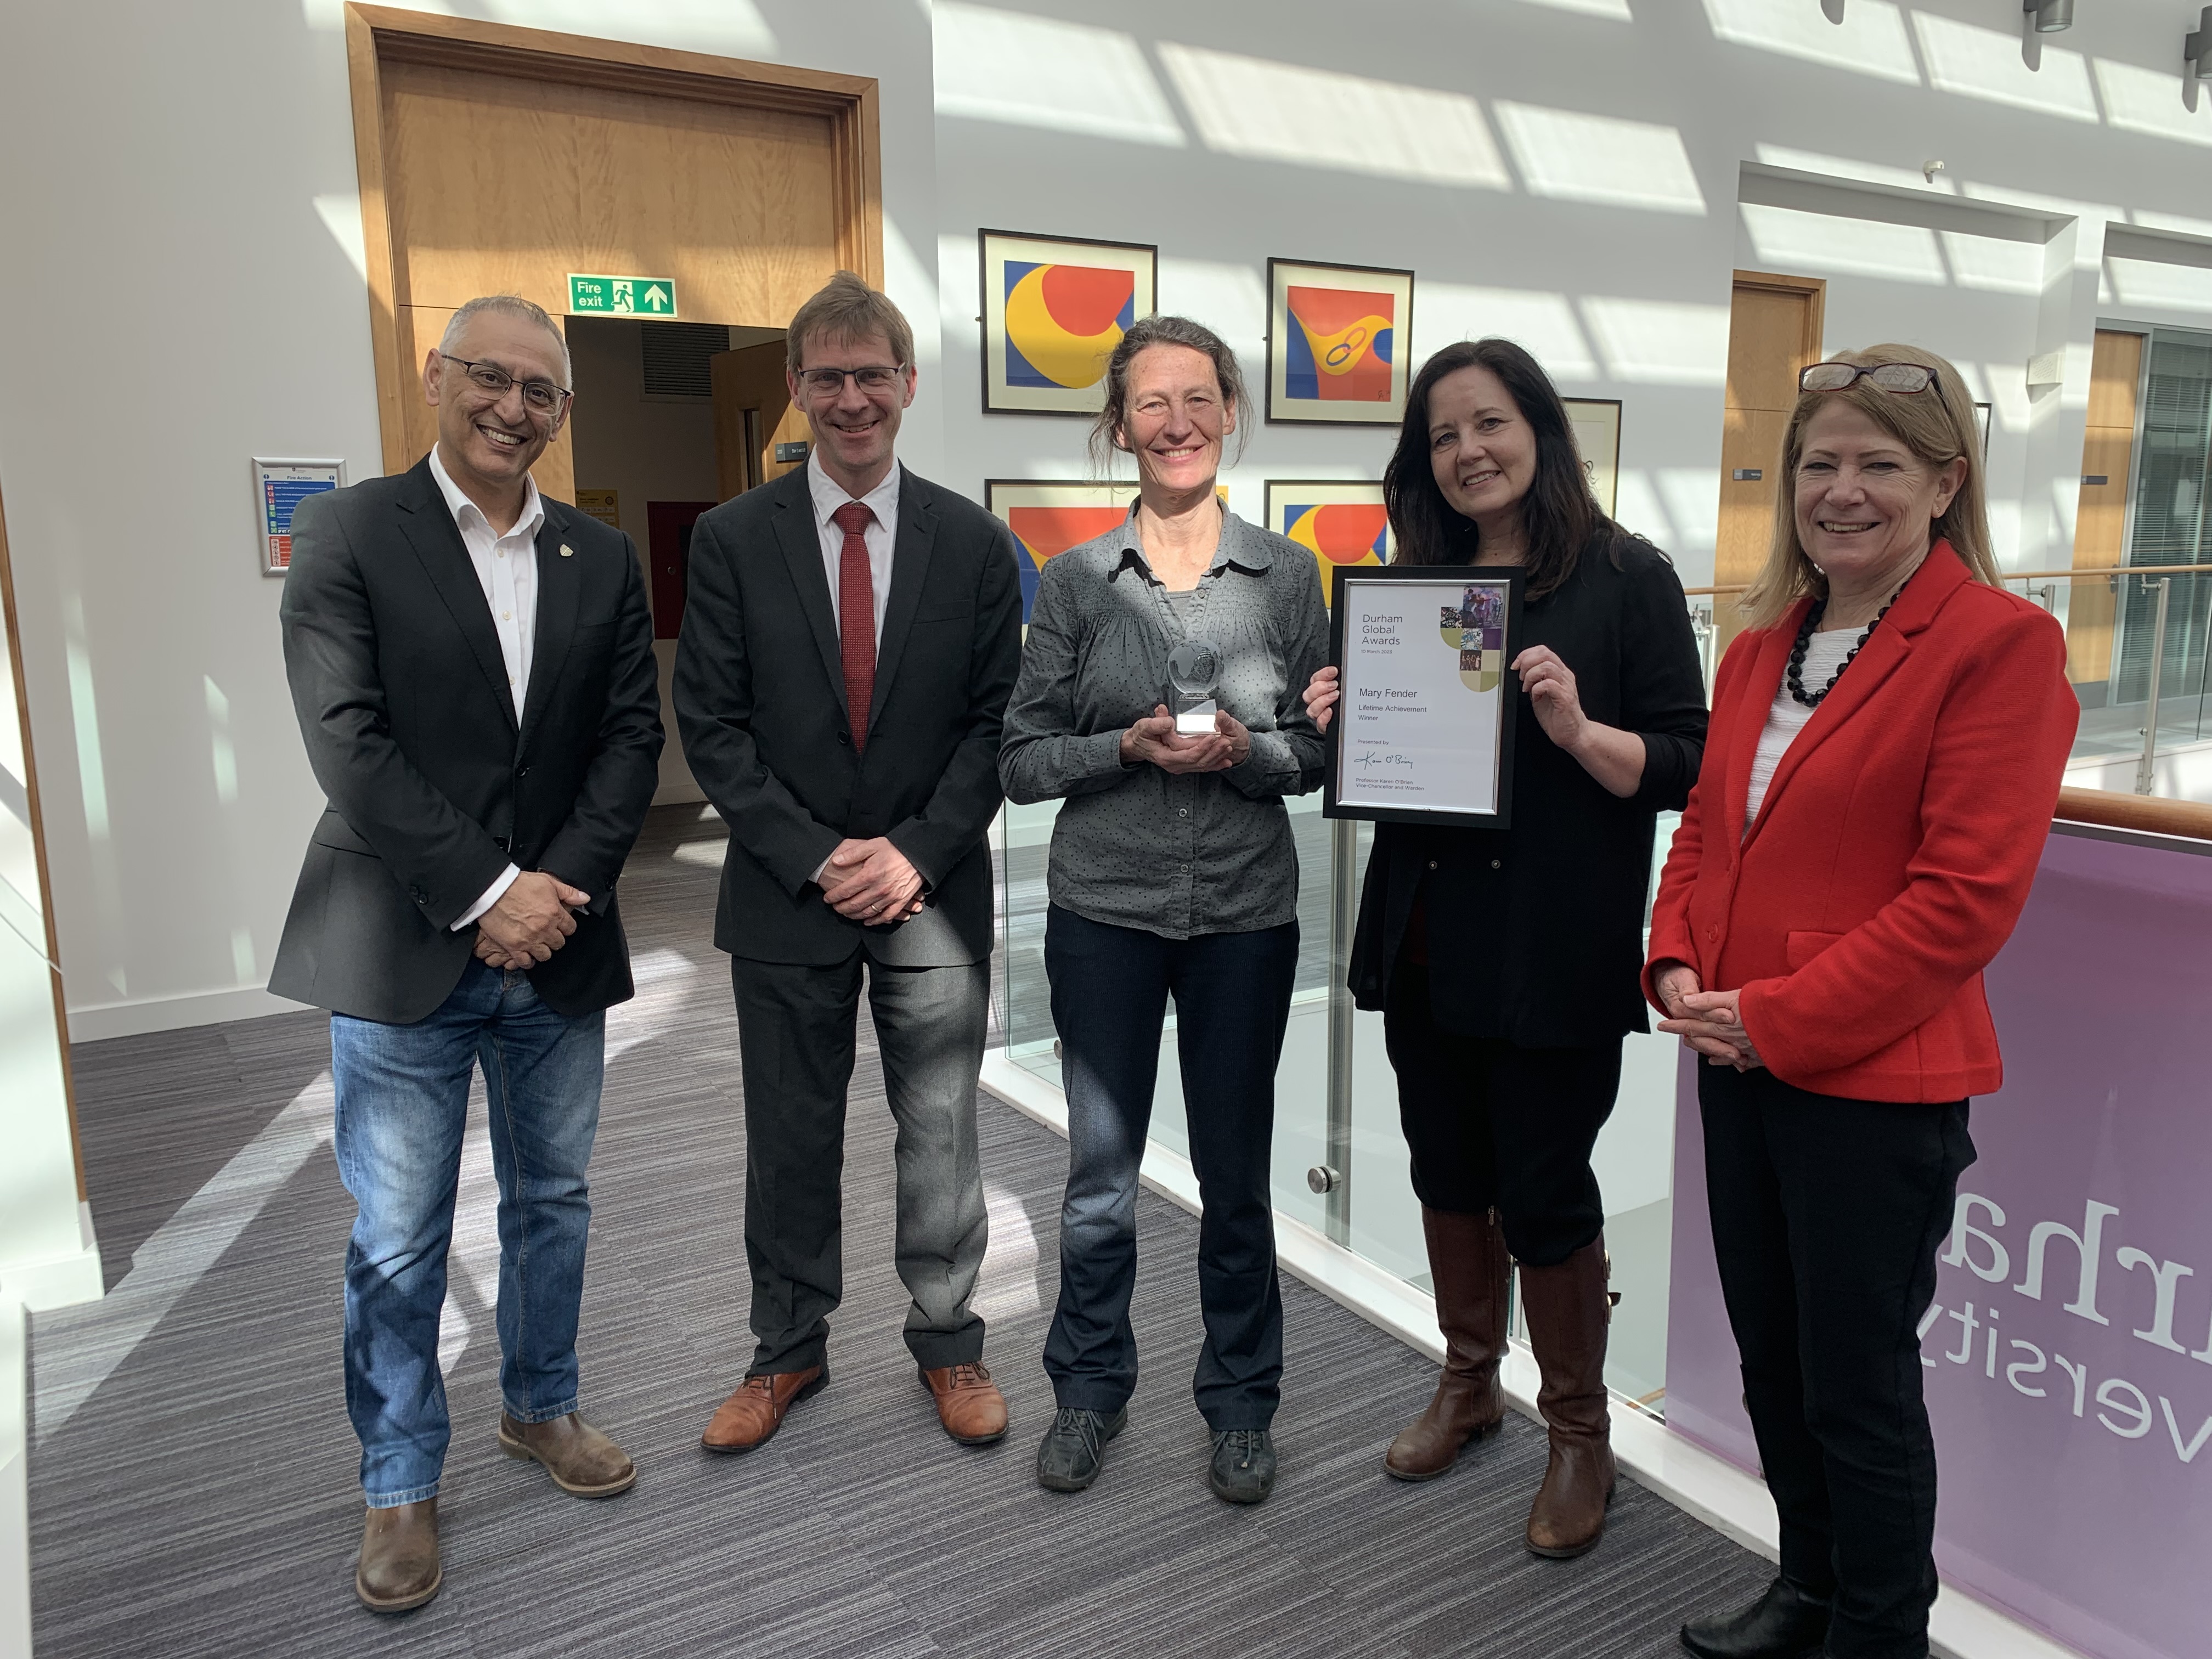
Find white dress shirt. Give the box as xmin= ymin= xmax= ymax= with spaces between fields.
xmin=428 ymin=443 xmax=545 ymax=930
xmin=806 ymin=448 xmax=899 ymax=645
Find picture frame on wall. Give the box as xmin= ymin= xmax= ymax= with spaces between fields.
xmin=1265 ymin=258 xmax=1413 ymax=426
xmin=1561 ymin=398 xmax=1621 ymax=518
xmin=1264 ymin=479 xmax=1392 ymax=604
xmin=979 ymin=231 xmax=1156 ymax=417
xmin=985 ymin=479 xmax=1141 ymax=619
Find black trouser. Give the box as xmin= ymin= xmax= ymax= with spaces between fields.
xmin=1700 ymin=1064 xmax=1975 ymax=1659
xmin=1381 ymin=963 xmax=1621 ymax=1267
xmin=1042 ymin=905 xmax=1296 ymax=1431
xmin=730 ymin=951 xmax=992 ymax=1376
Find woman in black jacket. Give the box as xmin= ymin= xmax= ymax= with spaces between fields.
xmin=1306 ymin=338 xmax=1706 ymax=1558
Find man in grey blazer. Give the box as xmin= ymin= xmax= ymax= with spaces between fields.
xmin=273 ymin=295 xmax=661 ymax=1613
xmin=675 ymin=272 xmax=1022 ymax=1455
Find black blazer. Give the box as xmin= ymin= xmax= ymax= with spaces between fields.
xmin=1347 ymin=531 xmax=1707 ymax=1047
xmin=674 ymin=464 xmax=1023 ymax=967
xmin=270 ymin=458 xmax=664 ymax=1024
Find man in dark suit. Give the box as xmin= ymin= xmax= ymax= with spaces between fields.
xmin=273 ymin=294 xmax=662 ymax=1613
xmin=675 ymin=272 xmax=1022 ymax=1456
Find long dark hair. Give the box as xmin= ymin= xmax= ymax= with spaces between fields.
xmin=1383 ymin=337 xmax=1613 ymax=599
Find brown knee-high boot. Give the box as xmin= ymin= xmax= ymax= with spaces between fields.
xmin=1384 ymin=1206 xmax=1510 ymax=1480
xmin=1518 ymin=1237 xmax=1617 ymax=1558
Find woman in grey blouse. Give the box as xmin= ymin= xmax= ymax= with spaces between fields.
xmin=1000 ymin=316 xmax=1328 ymax=1507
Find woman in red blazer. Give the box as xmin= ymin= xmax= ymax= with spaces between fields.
xmin=1646 ymin=346 xmax=2075 ymax=1659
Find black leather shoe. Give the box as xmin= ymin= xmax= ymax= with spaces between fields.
xmin=1680 ymin=1578 xmax=1832 ymax=1659
xmin=1035 ymin=1406 xmax=1126 ymax=1493
xmin=1208 ymin=1429 xmax=1277 ymax=1505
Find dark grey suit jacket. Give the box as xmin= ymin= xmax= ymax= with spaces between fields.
xmin=673 ymin=464 xmax=1022 ymax=967
xmin=270 ymin=457 xmax=664 ymax=1023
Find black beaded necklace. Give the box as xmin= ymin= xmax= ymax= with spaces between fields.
xmin=1785 ymin=588 xmax=1902 ymax=708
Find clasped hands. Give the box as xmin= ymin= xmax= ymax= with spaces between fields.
xmin=1120 ymin=704 xmax=1253 ymax=774
xmin=1652 ymin=963 xmax=1764 ymax=1071
xmin=821 ymin=836 xmax=926 ymax=925
xmin=475 ymin=870 xmax=590 ymax=970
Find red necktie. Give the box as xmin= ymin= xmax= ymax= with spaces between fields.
xmin=831 ymin=500 xmax=876 ymax=751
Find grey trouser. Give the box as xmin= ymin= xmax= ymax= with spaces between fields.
xmin=729 ymin=952 xmax=991 ymax=1375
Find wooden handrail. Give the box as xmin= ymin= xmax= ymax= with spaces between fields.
xmin=2003 ymin=565 xmax=2210 ymax=582
xmin=2055 ymin=786 xmax=2212 ymax=842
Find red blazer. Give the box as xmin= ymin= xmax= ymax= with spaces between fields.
xmin=1643 ymin=546 xmax=2075 ymax=1102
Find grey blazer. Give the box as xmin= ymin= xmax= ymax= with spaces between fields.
xmin=270 ymin=458 xmax=664 ymax=1024
xmin=673 ymin=464 xmax=1023 ymax=968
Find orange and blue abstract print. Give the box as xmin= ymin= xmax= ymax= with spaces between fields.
xmin=1282 ymin=500 xmax=1387 ymax=596
xmin=1004 ymin=262 xmax=1136 ymax=391
xmin=1285 ymin=286 xmax=1394 ymax=403
xmin=1006 ymin=504 xmax=1130 ymax=617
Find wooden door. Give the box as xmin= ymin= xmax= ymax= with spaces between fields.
xmin=345 ymin=5 xmax=882 ymax=498
xmin=2066 ymin=329 xmax=2145 ymax=689
xmin=1714 ymin=271 xmax=1825 ymax=652
xmin=710 ymin=342 xmax=810 ymax=499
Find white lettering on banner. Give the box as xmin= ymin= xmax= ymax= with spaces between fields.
xmin=1928 ymin=1185 xmax=2212 ymax=1469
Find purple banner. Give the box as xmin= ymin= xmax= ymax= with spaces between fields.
xmin=1665 ymin=826 xmax=2212 ymax=1659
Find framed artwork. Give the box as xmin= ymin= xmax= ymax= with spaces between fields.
xmin=979 ymin=231 xmax=1156 ymax=416
xmin=1265 ymin=258 xmax=1413 ymax=426
xmin=986 ymin=480 xmax=1139 ymax=619
xmin=1562 ymin=398 xmax=1621 ymax=517
xmin=1324 ymin=566 xmax=1523 ymax=829
xmin=1265 ymin=480 xmax=1392 ymax=605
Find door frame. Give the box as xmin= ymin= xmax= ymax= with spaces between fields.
xmin=342 ymin=3 xmax=883 ymax=481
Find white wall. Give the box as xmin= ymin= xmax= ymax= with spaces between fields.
xmin=3 ymin=0 xmax=2211 ymax=1041
xmin=0 ymin=0 xmax=941 ymax=1041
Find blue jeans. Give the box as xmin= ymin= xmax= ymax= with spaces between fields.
xmin=331 ymin=961 xmax=605 ymax=1507
xmin=1042 ymin=906 xmax=1296 ymax=1431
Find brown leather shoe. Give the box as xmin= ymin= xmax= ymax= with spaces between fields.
xmin=1386 ymin=1206 xmax=1510 ymax=1481
xmin=355 ymin=1498 xmax=440 ymax=1613
xmin=1519 ymin=1238 xmax=1618 ymax=1559
xmin=921 ymin=1361 xmax=1009 ymax=1445
xmin=701 ymin=1365 xmax=826 ymax=1453
xmin=498 ymin=1410 xmax=637 ymax=1497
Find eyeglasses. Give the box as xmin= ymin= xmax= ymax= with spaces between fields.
xmin=795 ymin=364 xmax=906 ymax=397
xmin=441 ymin=354 xmax=572 ymax=416
xmin=1800 ymin=362 xmax=1938 ymax=395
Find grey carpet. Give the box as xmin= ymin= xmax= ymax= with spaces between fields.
xmin=29 ymin=802 xmax=1771 ymax=1657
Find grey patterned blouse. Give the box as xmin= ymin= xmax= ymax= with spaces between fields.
xmin=999 ymin=506 xmax=1331 ymax=939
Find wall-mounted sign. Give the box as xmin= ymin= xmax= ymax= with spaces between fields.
xmin=254 ymin=458 xmax=345 ymax=576
xmin=574 ymin=487 xmax=622 ymax=530
xmin=567 ymin=273 xmax=677 ymax=318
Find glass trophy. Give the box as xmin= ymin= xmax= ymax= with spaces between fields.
xmin=1167 ymin=637 xmax=1222 ymax=735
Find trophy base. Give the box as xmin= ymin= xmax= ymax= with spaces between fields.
xmin=1173 ymin=701 xmax=1217 ymax=736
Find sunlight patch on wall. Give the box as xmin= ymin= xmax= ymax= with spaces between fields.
xmin=2133 ymin=210 xmax=2212 ymax=240
xmin=1939 ymin=233 xmax=2043 ymax=296
xmin=1657 ymin=469 xmax=1722 ymax=554
xmin=2094 ymin=60 xmax=2212 ymax=150
xmin=1979 ymin=362 xmax=2033 ymax=433
xmin=1579 ymin=297 xmax=1729 ymax=386
xmin=312 ymin=193 xmax=369 ymax=281
xmin=1611 ymin=470 xmax=1675 ymax=549
xmin=938 ymin=234 xmax=982 ymax=354
xmin=1156 ymin=44 xmax=1510 ymax=190
xmin=1493 ymin=103 xmax=1705 ymax=216
xmin=1739 ymin=204 xmax=1944 ymax=287
xmin=1700 ymin=0 xmax=1918 ymax=87
xmin=1752 ymin=144 xmax=1955 ymax=195
xmin=935 ymin=4 xmax=1185 ymax=147
xmin=1912 ymin=14 xmax=2095 ymax=124
xmin=2107 ymin=258 xmax=2212 ymax=312
xmin=1505 ymin=0 xmax=1634 ymax=19
xmin=1412 ymin=284 xmax=1598 ymax=381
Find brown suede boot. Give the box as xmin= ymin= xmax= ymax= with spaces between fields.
xmin=1518 ymin=1238 xmax=1617 ymax=1559
xmin=355 ymin=1498 xmax=440 ymax=1613
xmin=1385 ymin=1206 xmax=1510 ymax=1481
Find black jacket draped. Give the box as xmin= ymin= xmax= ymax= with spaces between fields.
xmin=1346 ymin=530 xmax=1708 ymax=1047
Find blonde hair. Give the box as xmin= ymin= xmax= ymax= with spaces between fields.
xmin=1739 ymin=342 xmax=2002 ymax=630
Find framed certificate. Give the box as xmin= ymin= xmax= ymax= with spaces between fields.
xmin=1323 ymin=566 xmax=1522 ymax=828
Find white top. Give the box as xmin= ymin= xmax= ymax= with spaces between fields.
xmin=428 ymin=443 xmax=546 ymax=930
xmin=1743 ymin=629 xmax=1858 ymax=831
xmin=806 ymin=449 xmax=899 ymax=645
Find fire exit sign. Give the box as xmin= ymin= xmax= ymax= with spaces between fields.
xmin=566 ymin=273 xmax=678 ymax=318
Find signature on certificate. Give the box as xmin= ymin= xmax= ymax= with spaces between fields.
xmin=1355 ymin=751 xmax=1415 ymax=769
